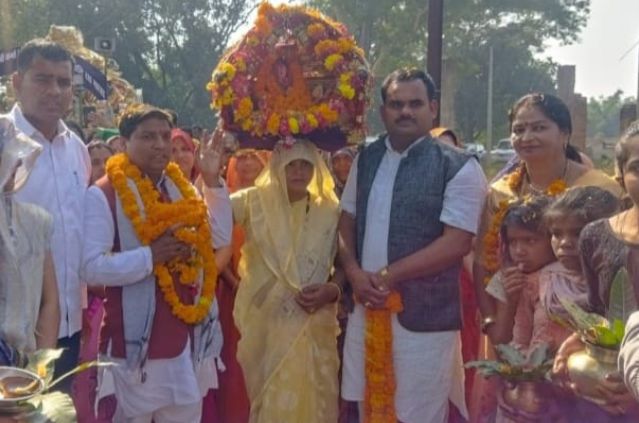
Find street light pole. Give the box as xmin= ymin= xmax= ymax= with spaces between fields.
xmin=487 ymin=45 xmax=494 ymax=153
xmin=427 ymin=0 xmax=444 ymax=127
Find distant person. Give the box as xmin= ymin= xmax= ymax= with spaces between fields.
xmin=87 ymin=140 xmax=114 ymax=184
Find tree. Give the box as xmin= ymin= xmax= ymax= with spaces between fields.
xmin=588 ymin=90 xmax=636 ymax=138
xmin=307 ymin=0 xmax=590 ymax=140
xmin=0 ymin=0 xmax=257 ymax=126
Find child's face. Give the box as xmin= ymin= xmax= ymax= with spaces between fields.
xmin=548 ymin=215 xmax=583 ymax=273
xmin=622 ymin=136 xmax=639 ymax=207
xmin=506 ymin=225 xmax=555 ymax=273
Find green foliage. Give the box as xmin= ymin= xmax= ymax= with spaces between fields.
xmin=1 ymin=0 xmax=258 ymax=126
xmin=465 ymin=343 xmax=554 ymax=382
xmin=306 ymin=0 xmax=590 ymax=139
xmin=559 ymin=298 xmax=626 ymax=349
xmin=588 ymin=90 xmax=637 ymax=138
xmin=608 ymin=267 xmax=637 ymax=325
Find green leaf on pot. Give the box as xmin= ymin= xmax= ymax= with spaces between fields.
xmin=528 ymin=343 xmax=550 ymax=367
xmin=607 ymin=267 xmax=636 ymax=325
xmin=559 ymin=298 xmax=609 ymax=332
xmin=612 ymin=319 xmax=626 ymax=343
xmin=495 ymin=344 xmax=525 ymax=366
xmin=596 ymin=326 xmax=620 ymax=348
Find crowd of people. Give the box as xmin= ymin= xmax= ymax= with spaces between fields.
xmin=5 ymin=35 xmax=639 ymax=423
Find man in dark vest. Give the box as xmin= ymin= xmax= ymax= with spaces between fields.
xmin=339 ymin=68 xmax=487 ymax=423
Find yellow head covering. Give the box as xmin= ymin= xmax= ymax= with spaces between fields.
xmin=250 ymin=139 xmax=338 ymax=290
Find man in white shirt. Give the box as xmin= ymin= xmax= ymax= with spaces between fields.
xmin=5 ymin=39 xmax=90 ymax=388
xmin=339 ymin=68 xmax=487 ymax=423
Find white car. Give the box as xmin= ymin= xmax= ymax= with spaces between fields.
xmin=464 ymin=143 xmax=486 ymax=158
xmin=491 ymin=138 xmax=516 ymax=163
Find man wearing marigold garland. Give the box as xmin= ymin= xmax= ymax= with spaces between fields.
xmin=339 ymin=68 xmax=487 ymax=423
xmin=82 ymin=103 xmax=232 ymax=422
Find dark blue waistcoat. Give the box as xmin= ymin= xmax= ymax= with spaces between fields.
xmin=355 ymin=134 xmax=471 ymax=331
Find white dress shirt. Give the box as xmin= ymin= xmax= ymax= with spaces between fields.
xmin=7 ymin=105 xmax=90 ymax=338
xmin=340 ymin=136 xmax=487 ymax=423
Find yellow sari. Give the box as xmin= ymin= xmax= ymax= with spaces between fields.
xmin=231 ymin=140 xmax=340 ymax=423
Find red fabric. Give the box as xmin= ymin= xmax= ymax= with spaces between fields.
xmin=208 ymin=224 xmax=250 ymax=423
xmin=96 ymin=176 xmax=191 ymax=360
xmin=459 ymin=268 xmax=479 ymax=408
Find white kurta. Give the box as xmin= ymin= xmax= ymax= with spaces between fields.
xmin=340 ymin=137 xmax=487 ymax=423
xmin=82 ymin=178 xmax=232 ymax=419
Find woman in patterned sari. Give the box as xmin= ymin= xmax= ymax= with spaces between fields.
xmin=231 ymin=139 xmax=342 ymax=423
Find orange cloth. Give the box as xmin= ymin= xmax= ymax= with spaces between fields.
xmin=213 ymin=150 xmax=268 ymax=423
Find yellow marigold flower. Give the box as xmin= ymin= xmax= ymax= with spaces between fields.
xmin=236 ymin=97 xmax=254 ymax=120
xmin=288 ymin=117 xmax=300 ymax=134
xmin=339 ymin=72 xmax=352 ymax=83
xmin=307 ymin=23 xmax=326 ymax=39
xmin=241 ymin=118 xmax=254 ymax=132
xmin=338 ymin=83 xmax=355 ymax=100
xmin=267 ymin=114 xmax=281 ymax=135
xmin=318 ymin=104 xmax=338 ymax=123
xmin=337 ymin=37 xmax=355 ymax=53
xmin=306 ymin=113 xmax=319 ymax=128
xmin=220 ymin=88 xmax=234 ymax=106
xmin=324 ymin=54 xmax=343 ymax=71
xmin=314 ymin=39 xmax=338 ymax=56
xmin=219 ymin=62 xmax=236 ymax=81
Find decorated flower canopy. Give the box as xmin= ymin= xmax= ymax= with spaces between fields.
xmin=207 ymin=2 xmax=371 ymax=151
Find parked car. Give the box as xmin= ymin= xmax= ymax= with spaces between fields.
xmin=490 ymin=138 xmax=516 ymax=163
xmin=464 ymin=142 xmax=486 ymax=158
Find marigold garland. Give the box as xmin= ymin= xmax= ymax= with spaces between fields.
xmin=106 ymin=153 xmax=218 ymax=324
xmin=364 ymin=292 xmax=403 ymax=423
xmin=482 ymin=163 xmax=567 ymax=283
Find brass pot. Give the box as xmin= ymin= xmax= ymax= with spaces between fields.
xmin=566 ymin=342 xmax=619 ymax=405
xmin=500 ymin=381 xmax=549 ymax=417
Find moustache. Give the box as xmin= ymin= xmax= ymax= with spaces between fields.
xmin=395 ymin=116 xmax=415 ymax=124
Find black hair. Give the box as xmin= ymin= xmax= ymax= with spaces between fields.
xmin=615 ymin=120 xmax=639 ymax=178
xmin=17 ymin=39 xmax=73 ymax=73
xmin=117 ymin=103 xmax=173 ymax=138
xmin=566 ymin=144 xmax=583 ymax=163
xmin=381 ymin=68 xmax=437 ymax=103
xmin=87 ymin=140 xmax=115 ymax=155
xmin=501 ymin=195 xmax=552 ymax=242
xmin=545 ymin=186 xmax=620 ymax=227
xmin=509 ymin=93 xmax=572 ymax=135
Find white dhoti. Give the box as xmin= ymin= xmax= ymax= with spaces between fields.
xmin=341 ymin=304 xmax=467 ymax=423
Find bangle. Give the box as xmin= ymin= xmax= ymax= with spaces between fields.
xmin=481 ymin=316 xmax=496 ymax=334
xmin=327 ymin=281 xmax=343 ymax=303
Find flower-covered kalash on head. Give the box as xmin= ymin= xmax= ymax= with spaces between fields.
xmin=207 ymin=2 xmax=371 ymax=151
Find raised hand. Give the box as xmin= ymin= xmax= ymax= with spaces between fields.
xmin=197 ymin=124 xmax=227 ymax=188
